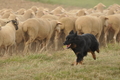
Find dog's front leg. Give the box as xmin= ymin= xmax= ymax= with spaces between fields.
xmin=71 ymin=53 xmax=83 ymax=66
xmin=71 ymin=60 xmax=83 ymax=66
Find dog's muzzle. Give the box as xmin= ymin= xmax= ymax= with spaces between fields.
xmin=63 ymin=42 xmax=71 ymax=49
xmin=66 ymin=44 xmax=71 ymax=49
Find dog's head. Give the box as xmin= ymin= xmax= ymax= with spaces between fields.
xmin=63 ymin=30 xmax=78 ymax=49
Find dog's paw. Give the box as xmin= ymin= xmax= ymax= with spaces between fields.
xmin=71 ymin=62 xmax=77 ymax=66
xmin=71 ymin=61 xmax=84 ymax=66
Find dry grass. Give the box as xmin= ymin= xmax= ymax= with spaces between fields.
xmin=0 ymin=44 xmax=120 ymax=80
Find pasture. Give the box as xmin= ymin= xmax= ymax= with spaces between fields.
xmin=0 ymin=0 xmax=120 ymax=80
xmin=0 ymin=44 xmax=120 ymax=80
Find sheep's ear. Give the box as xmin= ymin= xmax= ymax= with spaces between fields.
xmin=69 ymin=30 xmax=74 ymax=34
xmin=14 ymin=18 xmax=17 ymax=21
xmin=56 ymin=21 xmax=62 ymax=26
xmin=105 ymin=17 xmax=108 ymax=20
xmin=102 ymin=4 xmax=106 ymax=7
xmin=6 ymin=20 xmax=10 ymax=23
xmin=94 ymin=5 xmax=96 ymax=8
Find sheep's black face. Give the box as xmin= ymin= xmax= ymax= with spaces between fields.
xmin=12 ymin=19 xmax=18 ymax=30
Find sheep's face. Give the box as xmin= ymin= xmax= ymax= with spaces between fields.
xmin=12 ymin=19 xmax=19 ymax=30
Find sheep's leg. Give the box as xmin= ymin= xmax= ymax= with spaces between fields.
xmin=23 ymin=38 xmax=34 ymax=54
xmin=45 ymin=38 xmax=51 ymax=51
xmin=35 ymin=41 xmax=38 ymax=53
xmin=39 ymin=39 xmax=46 ymax=53
xmin=15 ymin=43 xmax=20 ymax=54
xmin=3 ymin=46 xmax=9 ymax=56
xmin=35 ymin=40 xmax=41 ymax=53
xmin=96 ymin=33 xmax=101 ymax=43
xmin=11 ymin=43 xmax=17 ymax=55
xmin=54 ymin=31 xmax=60 ymax=50
xmin=113 ymin=30 xmax=119 ymax=44
xmin=104 ymin=31 xmax=108 ymax=47
xmin=8 ymin=46 xmax=12 ymax=56
xmin=4 ymin=47 xmax=7 ymax=55
xmin=39 ymin=37 xmax=51 ymax=53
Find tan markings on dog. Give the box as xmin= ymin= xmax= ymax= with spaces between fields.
xmin=77 ymin=60 xmax=83 ymax=65
xmin=89 ymin=51 xmax=96 ymax=60
xmin=71 ymin=62 xmax=76 ymax=66
xmin=96 ymin=49 xmax=100 ymax=53
xmin=75 ymin=52 xmax=79 ymax=55
xmin=71 ymin=43 xmax=77 ymax=48
xmin=71 ymin=60 xmax=83 ymax=66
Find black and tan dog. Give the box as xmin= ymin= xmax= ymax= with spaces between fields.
xmin=63 ymin=30 xmax=99 ymax=65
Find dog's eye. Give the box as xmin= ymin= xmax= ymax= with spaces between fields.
xmin=68 ymin=38 xmax=72 ymax=41
xmin=66 ymin=38 xmax=70 ymax=41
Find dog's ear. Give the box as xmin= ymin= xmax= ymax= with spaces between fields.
xmin=74 ymin=32 xmax=77 ymax=36
xmin=69 ymin=30 xmax=74 ymax=34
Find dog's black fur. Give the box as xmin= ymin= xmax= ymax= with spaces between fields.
xmin=63 ymin=30 xmax=99 ymax=65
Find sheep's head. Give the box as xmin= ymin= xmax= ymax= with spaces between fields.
xmin=11 ymin=19 xmax=19 ymax=30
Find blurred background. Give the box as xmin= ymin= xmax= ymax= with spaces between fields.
xmin=29 ymin=0 xmax=120 ymax=8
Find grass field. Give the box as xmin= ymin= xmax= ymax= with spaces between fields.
xmin=0 ymin=43 xmax=120 ymax=80
xmin=29 ymin=0 xmax=120 ymax=8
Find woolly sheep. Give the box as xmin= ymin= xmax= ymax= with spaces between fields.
xmin=22 ymin=18 xmax=61 ymax=53
xmin=0 ymin=19 xmax=18 ymax=56
xmin=16 ymin=9 xmax=35 ymax=22
xmin=94 ymin=3 xmax=106 ymax=13
xmin=104 ymin=14 xmax=120 ymax=47
xmin=50 ymin=6 xmax=66 ymax=15
xmin=54 ymin=17 xmax=77 ymax=50
xmin=75 ymin=15 xmax=105 ymax=42
xmin=15 ymin=8 xmax=26 ymax=15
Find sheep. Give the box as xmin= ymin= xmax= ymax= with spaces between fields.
xmin=15 ymin=8 xmax=26 ymax=15
xmin=15 ymin=9 xmax=35 ymax=50
xmin=35 ymin=10 xmax=45 ymax=18
xmin=104 ymin=14 xmax=120 ymax=47
xmin=8 ymin=13 xmax=16 ymax=20
xmin=0 ymin=9 xmax=13 ymax=16
xmin=75 ymin=15 xmax=105 ymax=42
xmin=35 ymin=7 xmax=50 ymax=18
xmin=76 ymin=9 xmax=87 ymax=16
xmin=22 ymin=18 xmax=61 ymax=53
xmin=54 ymin=16 xmax=77 ymax=50
xmin=16 ymin=9 xmax=35 ymax=22
xmin=50 ymin=6 xmax=66 ymax=15
xmin=1 ymin=12 xmax=11 ymax=19
xmin=94 ymin=3 xmax=106 ymax=13
xmin=0 ymin=19 xmax=8 ymax=26
xmin=15 ymin=22 xmax=25 ymax=53
xmin=31 ymin=6 xmax=38 ymax=14
xmin=0 ymin=19 xmax=18 ymax=56
xmin=41 ymin=14 xmax=59 ymax=20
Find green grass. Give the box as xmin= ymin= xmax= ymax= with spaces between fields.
xmin=29 ymin=0 xmax=120 ymax=8
xmin=0 ymin=44 xmax=120 ymax=80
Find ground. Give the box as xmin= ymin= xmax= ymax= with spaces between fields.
xmin=0 ymin=0 xmax=53 ymax=11
xmin=0 ymin=0 xmax=78 ymax=11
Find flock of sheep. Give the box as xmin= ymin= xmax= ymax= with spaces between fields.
xmin=0 ymin=3 xmax=120 ymax=56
